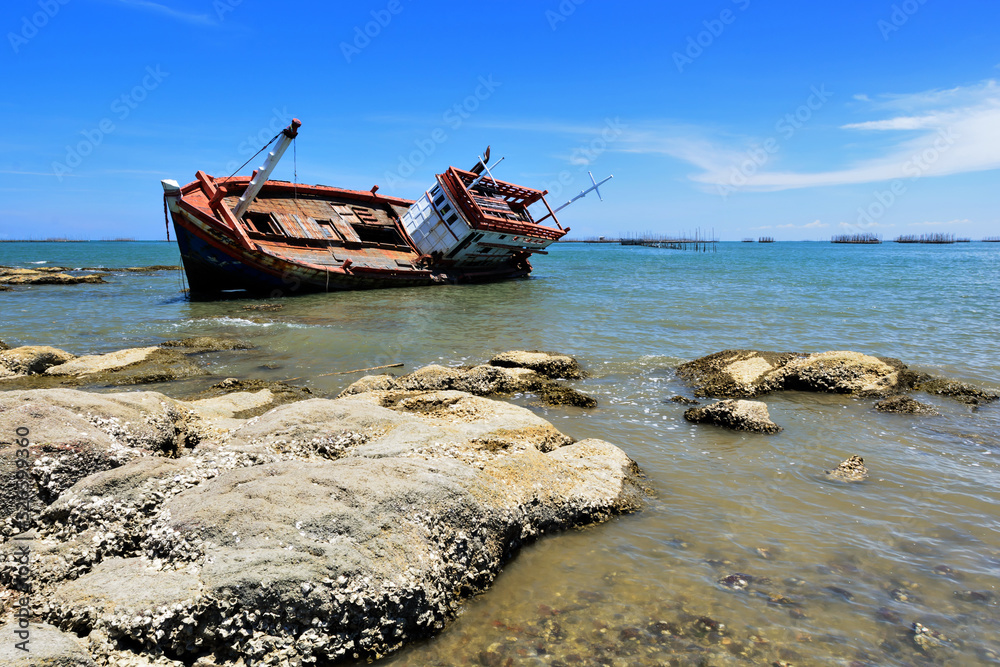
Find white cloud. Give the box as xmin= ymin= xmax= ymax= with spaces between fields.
xmin=620 ymin=80 xmax=1000 ymax=192
xmin=111 ymin=0 xmax=215 ymax=26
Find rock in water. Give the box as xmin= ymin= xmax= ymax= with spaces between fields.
xmin=341 ymin=352 xmax=597 ymax=408
xmin=2 ymin=387 xmax=643 ymax=665
xmin=488 ymin=350 xmax=584 ymax=379
xmin=677 ymin=349 xmax=918 ymax=398
xmin=683 ymin=399 xmax=782 ymax=434
xmin=826 ymin=455 xmax=869 ymax=482
xmin=875 ymin=395 xmax=938 ymax=414
xmin=916 ymin=378 xmax=1000 ymax=406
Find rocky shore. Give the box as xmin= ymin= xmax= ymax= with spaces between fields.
xmin=0 ymin=265 xmax=180 ymax=289
xmin=674 ymin=349 xmax=998 ymax=434
xmin=0 ymin=351 xmax=643 ymax=666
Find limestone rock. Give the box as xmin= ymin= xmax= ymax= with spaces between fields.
xmin=0 ymin=346 xmax=76 ymax=379
xmin=159 ymin=337 xmax=255 ymax=352
xmin=0 ymin=621 xmax=96 ymax=666
xmin=676 ymin=350 xmax=801 ymax=397
xmin=826 ymin=455 xmax=869 ymax=482
xmin=766 ymin=351 xmax=910 ymax=397
xmin=875 ymin=395 xmax=938 ymax=414
xmin=341 ymin=354 xmax=596 ymax=408
xmin=489 ymin=350 xmax=584 ymax=379
xmin=12 ymin=386 xmax=642 ymax=665
xmin=43 ymin=347 xmax=207 ymax=385
xmin=916 ymin=378 xmax=999 ymax=406
xmin=683 ymin=399 xmax=782 ymax=434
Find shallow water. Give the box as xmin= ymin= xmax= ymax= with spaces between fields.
xmin=2 ymin=241 xmax=999 ymax=665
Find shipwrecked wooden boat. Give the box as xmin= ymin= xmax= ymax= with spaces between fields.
xmin=162 ymin=119 xmax=611 ymax=297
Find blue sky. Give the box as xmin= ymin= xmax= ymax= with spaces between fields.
xmin=1 ymin=0 xmax=998 ymax=241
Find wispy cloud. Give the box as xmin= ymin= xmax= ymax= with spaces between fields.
xmin=621 ymin=80 xmax=1000 ymax=192
xmin=110 ymin=0 xmax=215 ymax=26
xmin=0 ymin=169 xmax=76 ymax=177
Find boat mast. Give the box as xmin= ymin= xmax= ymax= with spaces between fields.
xmin=233 ymin=119 xmax=302 ymax=220
xmin=553 ymin=171 xmax=613 ymax=213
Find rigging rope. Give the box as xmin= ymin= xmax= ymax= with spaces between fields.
xmin=227 ymin=131 xmax=283 ymax=179
xmin=293 ymin=136 xmax=298 ymax=200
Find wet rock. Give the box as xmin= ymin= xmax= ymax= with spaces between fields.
xmin=489 ymin=350 xmax=584 ymax=379
xmin=766 ymin=351 xmax=912 ymax=397
xmin=341 ymin=355 xmax=597 ymax=409
xmin=13 ymin=386 xmax=642 ymax=665
xmin=718 ymin=573 xmax=754 ymax=590
xmin=0 ymin=339 xmax=9 ymax=350
xmin=185 ymin=378 xmax=314 ymax=422
xmin=159 ymin=337 xmax=255 ymax=352
xmin=875 ymin=607 xmax=902 ymax=623
xmin=678 ymin=349 xmax=918 ymax=398
xmin=825 ymin=586 xmax=856 ymax=601
xmin=242 ymin=302 xmax=284 ymax=312
xmin=0 ymin=346 xmax=76 ymax=379
xmin=825 ymin=455 xmax=869 ymax=482
xmin=676 ymin=349 xmax=803 ymax=397
xmin=0 ymin=269 xmax=106 ymax=286
xmin=683 ymin=399 xmax=782 ymax=434
xmin=953 ymin=590 xmax=995 ymax=603
xmin=912 ymin=622 xmax=951 ymax=651
xmin=43 ymin=347 xmax=207 ymax=385
xmin=0 ymin=621 xmax=96 ymax=666
xmin=535 ymin=384 xmax=598 ymax=408
xmin=668 ymin=395 xmax=700 ymax=405
xmin=875 ymin=395 xmax=938 ymax=414
xmin=916 ymin=378 xmax=999 ymax=406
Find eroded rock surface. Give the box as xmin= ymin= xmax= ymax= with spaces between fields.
xmin=678 ymin=349 xmax=956 ymax=400
xmin=340 ymin=351 xmax=597 ymax=408
xmin=0 ymin=346 xmax=76 ymax=379
xmin=875 ymin=395 xmax=938 ymax=414
xmin=826 ymin=455 xmax=869 ymax=482
xmin=0 ymin=621 xmax=96 ymax=666
xmin=0 ymin=386 xmax=642 ymax=666
xmin=683 ymin=399 xmax=782 ymax=434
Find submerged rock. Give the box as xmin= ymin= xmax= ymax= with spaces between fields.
xmin=875 ymin=395 xmax=938 ymax=414
xmin=683 ymin=399 xmax=782 ymax=434
xmin=159 ymin=336 xmax=255 ymax=352
xmin=0 ymin=386 xmax=643 ymax=665
xmin=826 ymin=455 xmax=869 ymax=482
xmin=916 ymin=378 xmax=999 ymax=406
xmin=668 ymin=395 xmax=700 ymax=405
xmin=0 ymin=340 xmax=8 ymax=350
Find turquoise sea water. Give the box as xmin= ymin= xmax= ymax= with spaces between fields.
xmin=2 ymin=241 xmax=999 ymax=665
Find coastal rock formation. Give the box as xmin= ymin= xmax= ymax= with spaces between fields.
xmin=678 ymin=349 xmax=920 ymax=398
xmin=875 ymin=395 xmax=938 ymax=414
xmin=0 ymin=386 xmax=642 ymax=665
xmin=0 ymin=338 xmax=256 ymax=389
xmin=0 ymin=267 xmax=106 ymax=286
xmin=683 ymin=399 xmax=782 ymax=434
xmin=489 ymin=350 xmax=585 ymax=379
xmin=341 ymin=352 xmax=597 ymax=408
xmin=826 ymin=455 xmax=869 ymax=482
xmin=0 ymin=346 xmax=76 ymax=379
xmin=43 ymin=347 xmax=207 ymax=386
xmin=915 ymin=378 xmax=999 ymax=406
xmin=159 ymin=337 xmax=255 ymax=352
xmin=0 ymin=621 xmax=96 ymax=667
